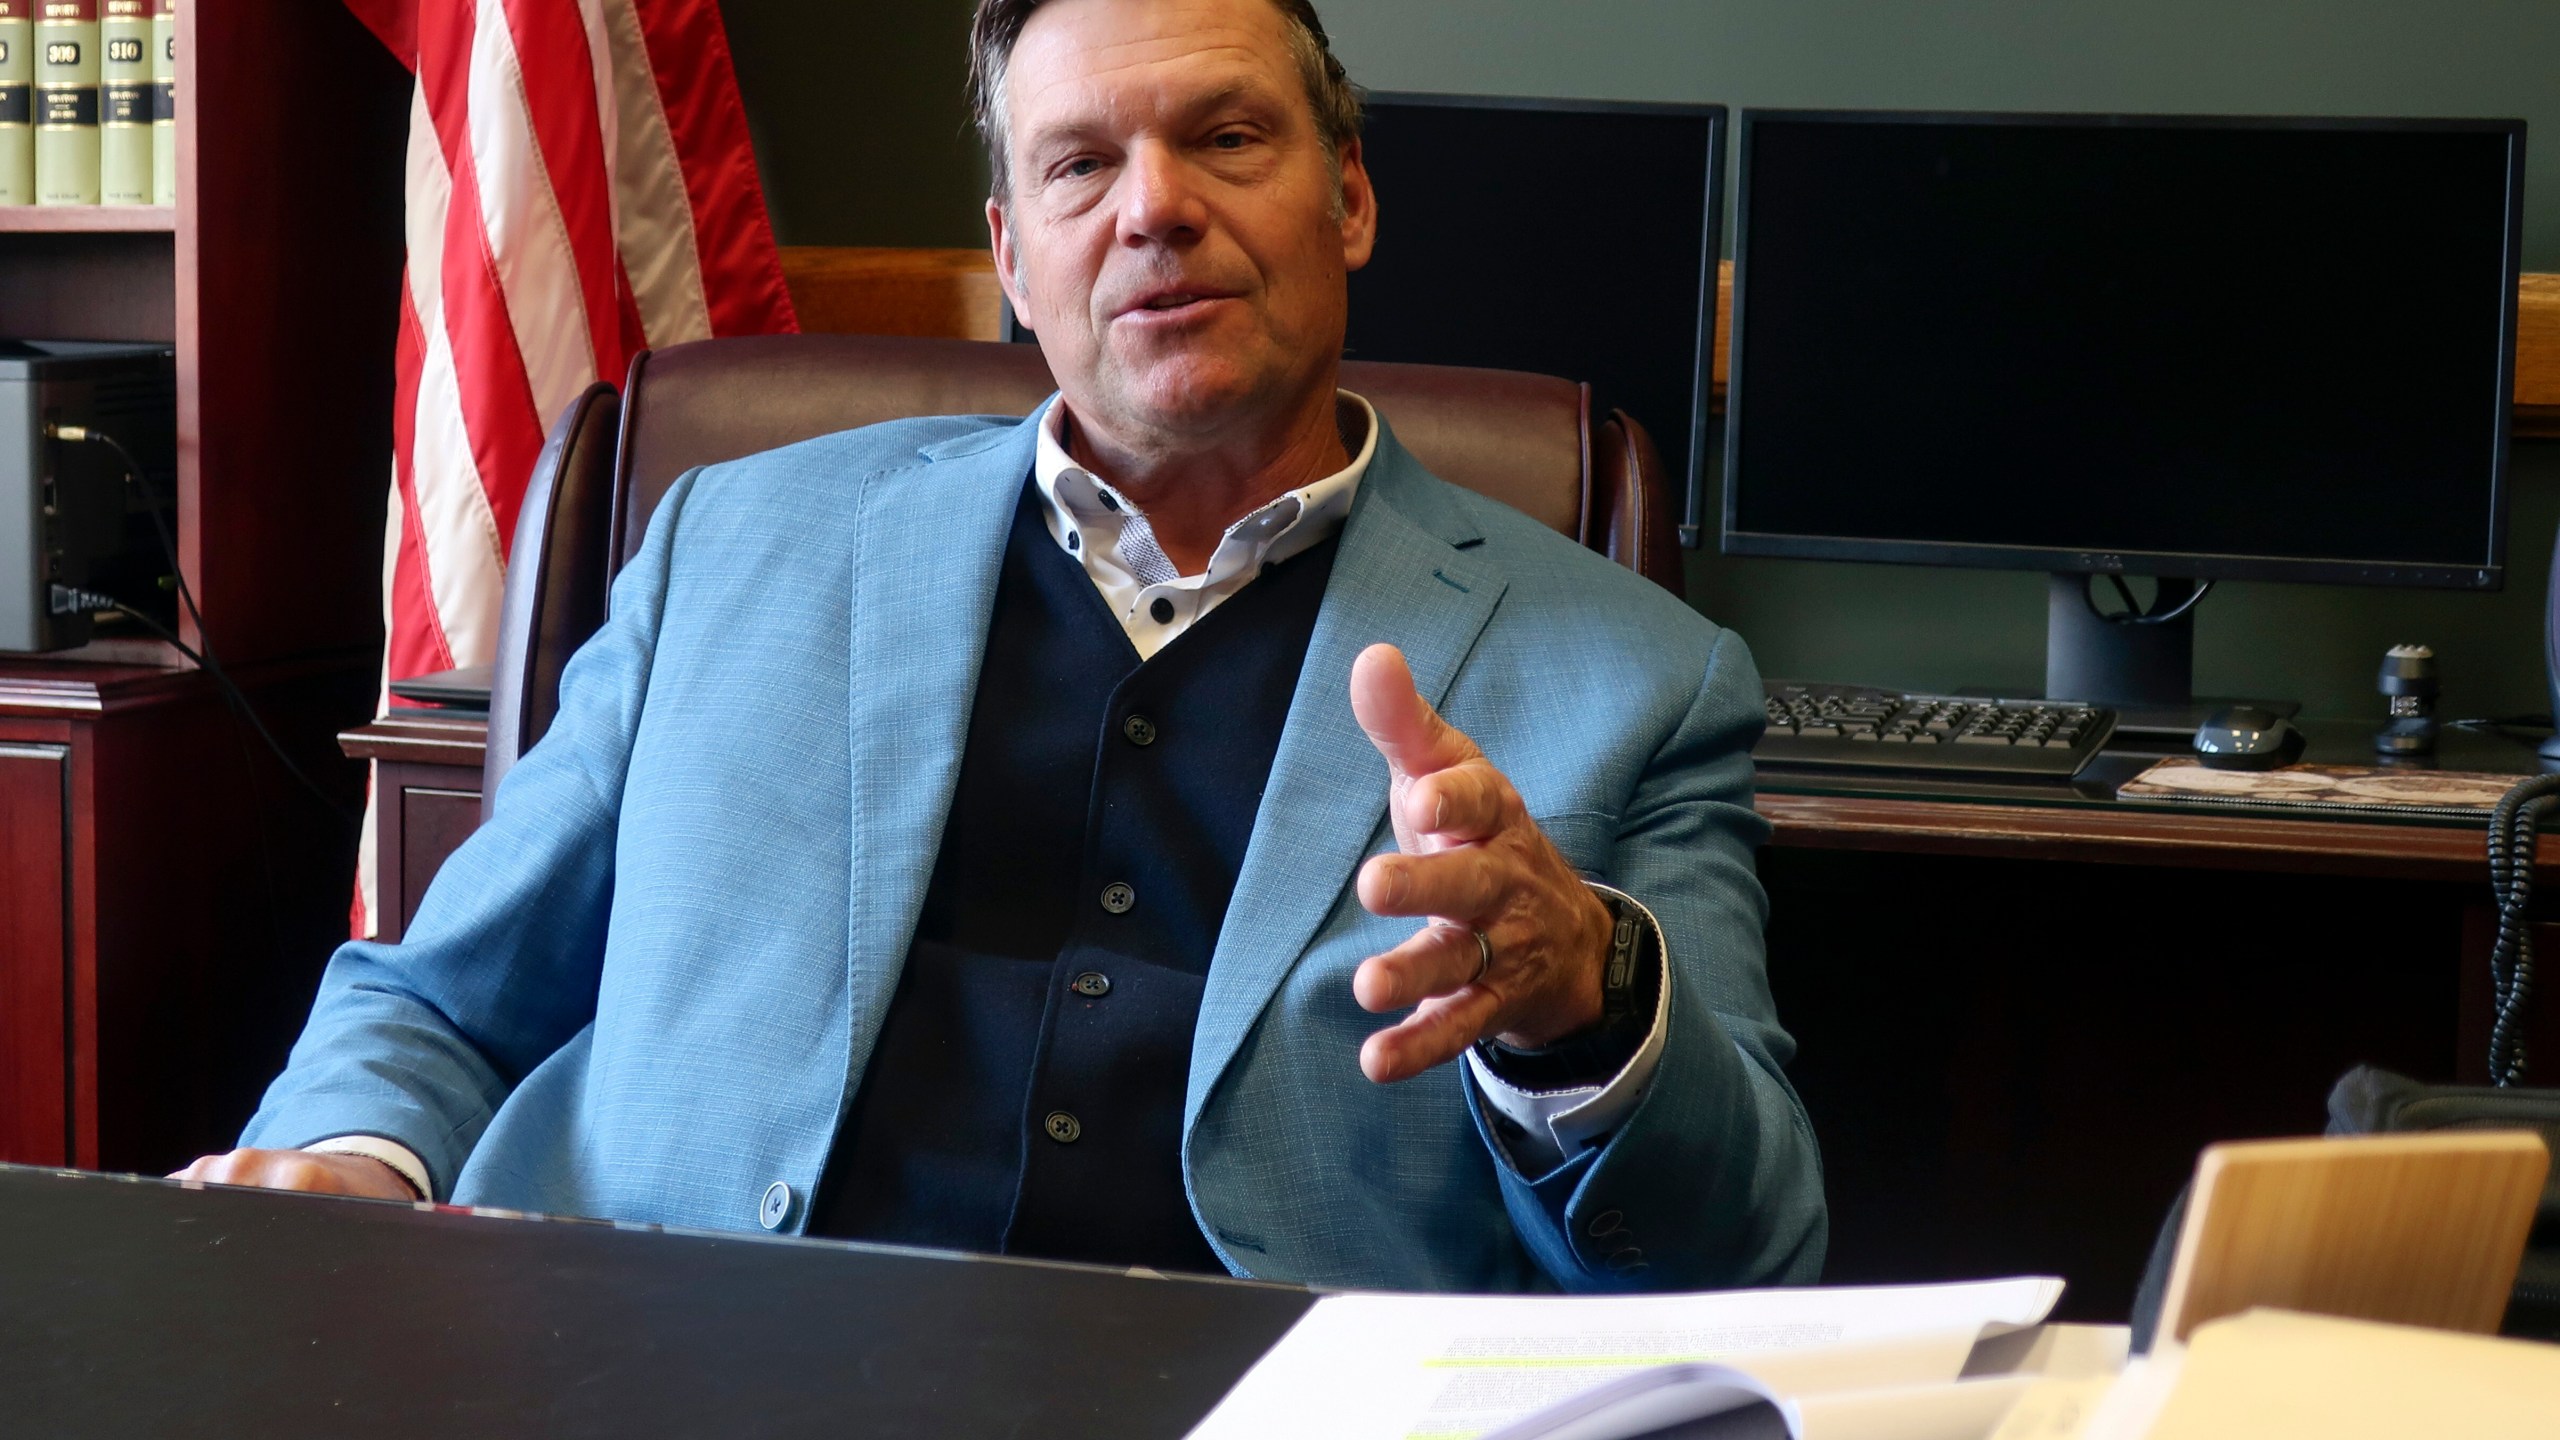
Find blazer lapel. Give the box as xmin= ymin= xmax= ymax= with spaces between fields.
xmin=1187 ymin=429 xmax=1506 ymax=1125
xmin=841 ymin=407 xmax=1047 ymax=1071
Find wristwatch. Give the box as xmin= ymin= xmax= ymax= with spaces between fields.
xmin=1473 ymin=888 xmax=1662 ymax=1088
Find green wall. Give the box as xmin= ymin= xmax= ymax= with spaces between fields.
xmin=727 ymin=0 xmax=2559 ymax=722
xmin=723 ymin=0 xmax=988 ymax=248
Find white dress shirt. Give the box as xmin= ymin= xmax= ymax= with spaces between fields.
xmin=313 ymin=392 xmax=1667 ymax=1193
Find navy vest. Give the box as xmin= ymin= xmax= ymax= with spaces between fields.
xmin=808 ymin=484 xmax=1339 ymax=1272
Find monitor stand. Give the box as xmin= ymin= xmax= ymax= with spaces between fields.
xmin=2042 ymin=574 xmax=2298 ymax=740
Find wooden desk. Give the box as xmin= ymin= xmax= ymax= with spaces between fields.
xmin=341 ymin=712 xmax=2556 ymax=1319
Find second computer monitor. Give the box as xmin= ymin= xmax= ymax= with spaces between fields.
xmin=1722 ymin=110 xmax=2522 ymax=590
xmin=1346 ymin=94 xmax=1726 ymax=545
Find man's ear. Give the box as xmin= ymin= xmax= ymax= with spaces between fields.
xmin=987 ymin=198 xmax=1030 ymax=317
xmin=1337 ymin=137 xmax=1377 ymax=273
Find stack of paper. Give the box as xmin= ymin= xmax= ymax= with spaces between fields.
xmin=1188 ymin=1277 xmax=2081 ymax=1440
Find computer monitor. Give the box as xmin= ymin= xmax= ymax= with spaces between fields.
xmin=1347 ymin=94 xmax=1725 ymax=546
xmin=1721 ymin=111 xmax=2525 ymax=725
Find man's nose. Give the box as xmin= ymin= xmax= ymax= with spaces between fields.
xmin=1117 ymin=142 xmax=1208 ymax=247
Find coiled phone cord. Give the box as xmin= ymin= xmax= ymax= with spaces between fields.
xmin=2487 ymin=772 xmax=2560 ymax=1085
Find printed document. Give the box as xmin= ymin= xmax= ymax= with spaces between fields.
xmin=1187 ymin=1276 xmax=2063 ymax=1440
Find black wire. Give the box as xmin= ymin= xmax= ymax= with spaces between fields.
xmin=2486 ymin=774 xmax=2560 ymax=1086
xmin=2083 ymin=574 xmax=2216 ymax=627
xmin=101 ymin=601 xmax=358 ymax=827
xmin=2444 ymin=716 xmax=2559 ymax=753
xmin=72 ymin=428 xmax=359 ymax=831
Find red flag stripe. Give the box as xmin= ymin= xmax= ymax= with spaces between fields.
xmin=627 ymin=0 xmax=796 ymax=336
xmin=498 ymin=0 xmax=626 ymax=381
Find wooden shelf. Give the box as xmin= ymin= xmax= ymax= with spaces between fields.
xmin=0 ymin=206 xmax=177 ymax=234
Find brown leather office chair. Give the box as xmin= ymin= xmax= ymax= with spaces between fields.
xmin=484 ymin=333 xmax=1684 ymax=811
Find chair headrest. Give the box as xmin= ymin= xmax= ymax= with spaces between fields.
xmin=612 ymin=334 xmax=1589 ymax=568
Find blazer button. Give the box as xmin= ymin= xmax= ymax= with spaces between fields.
xmin=1122 ymin=713 xmax=1158 ymax=747
xmin=1071 ymin=970 xmax=1112 ymax=998
xmin=758 ymin=1181 xmax=793 ymax=1231
xmin=1043 ymin=1111 xmax=1082 ymax=1144
xmin=1099 ymin=882 xmax=1135 ymax=914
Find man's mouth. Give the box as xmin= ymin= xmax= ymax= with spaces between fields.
xmin=1122 ymin=288 xmax=1235 ymax=318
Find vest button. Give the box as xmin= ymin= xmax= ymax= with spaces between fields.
xmin=758 ymin=1180 xmax=793 ymax=1231
xmin=1122 ymin=713 xmax=1158 ymax=747
xmin=1043 ymin=1110 xmax=1082 ymax=1144
xmin=1100 ymin=881 xmax=1135 ymax=914
xmin=1071 ymin=970 xmax=1112 ymax=998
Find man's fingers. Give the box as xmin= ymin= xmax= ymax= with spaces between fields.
xmin=1358 ymin=848 xmax=1501 ymax=921
xmin=1402 ymin=764 xmax=1510 ymax=844
xmin=1349 ymin=643 xmax=1478 ymax=780
xmin=1353 ymin=922 xmax=1486 ymax=1013
xmin=167 ymin=1148 xmax=409 ymax=1199
xmin=1361 ymin=987 xmax=1503 ymax=1083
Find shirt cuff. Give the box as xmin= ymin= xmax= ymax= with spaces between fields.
xmin=1464 ymin=885 xmax=1672 ymax=1175
xmin=303 ymin=1136 xmax=432 ymax=1201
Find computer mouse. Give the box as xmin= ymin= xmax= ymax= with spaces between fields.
xmin=2194 ymin=705 xmax=2307 ymax=771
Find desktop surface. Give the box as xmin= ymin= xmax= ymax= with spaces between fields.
xmin=0 ymin=1165 xmax=1313 ymax=1439
xmin=1758 ymin=713 xmax=2549 ymax=816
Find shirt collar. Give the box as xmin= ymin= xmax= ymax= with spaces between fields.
xmin=1031 ymin=391 xmax=1376 ymax=590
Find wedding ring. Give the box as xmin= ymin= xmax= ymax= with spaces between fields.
xmin=1470 ymin=928 xmax=1494 ymax=986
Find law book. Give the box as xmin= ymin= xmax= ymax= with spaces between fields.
xmin=145 ymin=0 xmax=164 ymax=203
xmin=33 ymin=0 xmax=96 ymax=205
xmin=96 ymin=0 xmax=139 ymax=202
xmin=0 ymin=1 xmax=33 ymax=204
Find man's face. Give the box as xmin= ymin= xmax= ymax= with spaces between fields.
xmin=988 ymin=0 xmax=1376 ymax=448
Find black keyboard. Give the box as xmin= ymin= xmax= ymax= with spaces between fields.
xmin=1755 ymin=682 xmax=2119 ymax=779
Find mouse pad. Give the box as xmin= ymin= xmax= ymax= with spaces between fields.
xmin=2119 ymin=758 xmax=2521 ymax=815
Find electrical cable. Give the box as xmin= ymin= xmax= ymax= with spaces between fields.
xmin=2486 ymin=772 xmax=2560 ymax=1086
xmin=2082 ymin=573 xmax=2216 ymax=627
xmin=46 ymin=425 xmax=359 ymax=830
xmin=2444 ymin=716 xmax=2560 ymax=753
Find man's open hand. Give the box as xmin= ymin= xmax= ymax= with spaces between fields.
xmin=168 ymin=1149 xmax=419 ymax=1200
xmin=1348 ymin=643 xmax=1616 ymax=1083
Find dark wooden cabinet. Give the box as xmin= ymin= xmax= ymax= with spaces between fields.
xmin=0 ymin=741 xmax=68 ymax=1163
xmin=342 ymin=715 xmax=491 ymax=943
xmin=0 ymin=3 xmax=407 ymax=1171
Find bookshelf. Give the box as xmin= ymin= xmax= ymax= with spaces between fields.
xmin=0 ymin=204 xmax=176 ymax=232
xmin=0 ymin=2 xmax=406 ymax=1172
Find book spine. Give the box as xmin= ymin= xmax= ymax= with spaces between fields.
xmin=33 ymin=0 xmax=96 ymax=205
xmin=146 ymin=0 xmax=164 ymax=204
xmin=97 ymin=0 xmax=140 ymax=202
xmin=0 ymin=2 xmax=33 ymax=205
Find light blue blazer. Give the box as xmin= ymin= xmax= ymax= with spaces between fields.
xmin=244 ymin=404 xmax=1826 ymax=1293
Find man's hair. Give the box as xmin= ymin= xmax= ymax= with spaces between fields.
xmin=968 ymin=0 xmax=1364 ymax=206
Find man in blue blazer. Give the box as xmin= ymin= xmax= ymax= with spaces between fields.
xmin=182 ymin=0 xmax=1824 ymax=1293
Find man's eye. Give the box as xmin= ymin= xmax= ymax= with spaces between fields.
xmin=1061 ymin=157 xmax=1102 ymax=179
xmin=1211 ymin=131 xmax=1250 ymax=150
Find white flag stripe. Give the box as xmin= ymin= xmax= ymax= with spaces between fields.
xmin=574 ymin=0 xmax=619 ymax=212
xmin=358 ymin=458 xmax=404 ymax=935
xmin=409 ymin=298 xmax=511 ymax=667
xmin=599 ymin=0 xmax=713 ymax=347
xmin=404 ymin=80 xmax=452 ymax=328
xmin=469 ymin=0 xmax=606 ymax=417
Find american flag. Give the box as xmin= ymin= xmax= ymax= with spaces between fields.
xmin=342 ymin=0 xmax=799 ymax=936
